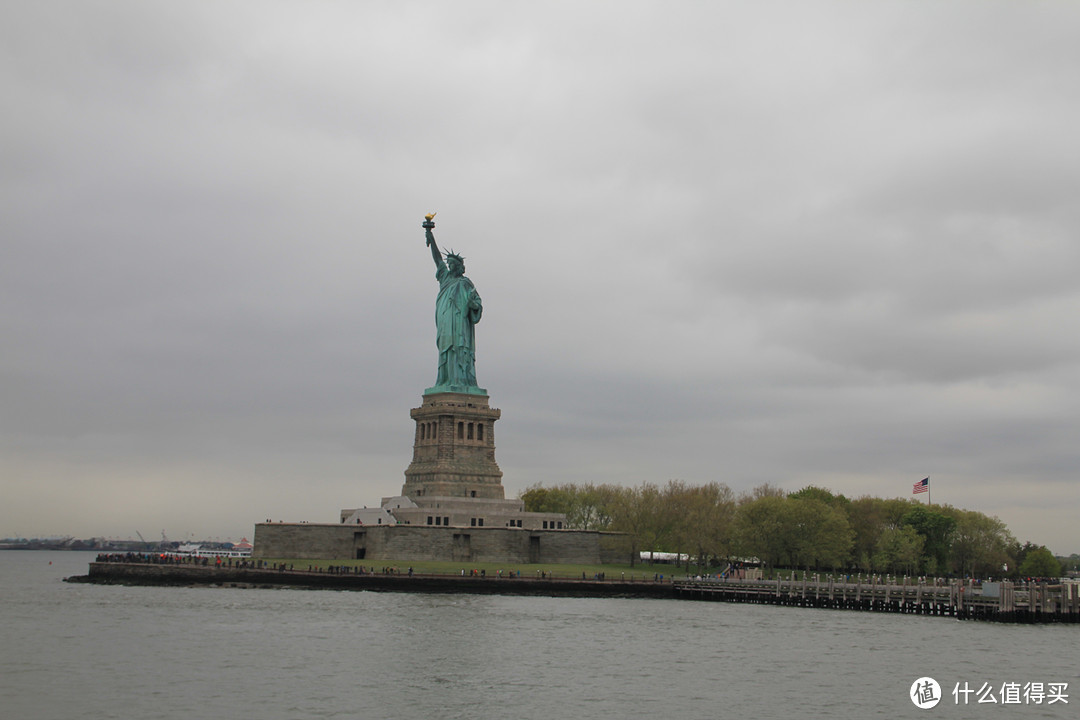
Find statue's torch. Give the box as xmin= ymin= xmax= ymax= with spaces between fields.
xmin=423 ymin=212 xmax=436 ymax=246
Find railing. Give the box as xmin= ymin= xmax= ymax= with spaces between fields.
xmin=673 ymin=575 xmax=1080 ymax=622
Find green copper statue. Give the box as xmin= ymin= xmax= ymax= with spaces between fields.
xmin=423 ymin=214 xmax=486 ymax=395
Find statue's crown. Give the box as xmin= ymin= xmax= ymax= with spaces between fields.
xmin=444 ymin=249 xmax=465 ymax=264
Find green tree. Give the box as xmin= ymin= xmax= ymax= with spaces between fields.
xmin=521 ymin=483 xmax=617 ymax=530
xmin=1018 ymin=546 xmax=1062 ymax=578
xmin=872 ymin=526 xmax=924 ymax=575
xmin=788 ymin=485 xmax=851 ymax=511
xmin=746 ymin=483 xmax=786 ymax=500
xmin=732 ymin=494 xmax=791 ymax=570
xmin=1006 ymin=541 xmax=1041 ymax=578
xmin=848 ymin=496 xmax=915 ymax=571
xmin=565 ymin=484 xmax=617 ymax=530
xmin=901 ymin=505 xmax=955 ymax=574
xmin=520 ymin=484 xmax=570 ymax=515
xmin=947 ymin=509 xmax=1014 ymax=577
xmin=787 ymin=498 xmax=854 ymax=570
xmin=523 ymin=480 xmax=1036 ymax=580
xmin=733 ymin=494 xmax=853 ymax=571
xmin=672 ymin=481 xmax=736 ymax=571
xmin=608 ymin=483 xmax=665 ymax=566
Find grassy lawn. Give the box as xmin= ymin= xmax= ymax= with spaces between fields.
xmin=256 ymin=558 xmax=684 ymax=581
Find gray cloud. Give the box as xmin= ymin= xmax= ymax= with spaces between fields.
xmin=2 ymin=1 xmax=1078 ymax=553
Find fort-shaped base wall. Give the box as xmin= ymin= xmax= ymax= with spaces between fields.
xmin=253 ymin=522 xmax=624 ymax=564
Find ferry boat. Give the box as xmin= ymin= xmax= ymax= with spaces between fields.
xmin=173 ymin=538 xmax=252 ymax=558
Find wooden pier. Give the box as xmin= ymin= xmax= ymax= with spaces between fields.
xmin=673 ymin=575 xmax=1080 ymax=623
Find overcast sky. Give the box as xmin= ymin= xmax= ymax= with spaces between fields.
xmin=3 ymin=1 xmax=1078 ymax=554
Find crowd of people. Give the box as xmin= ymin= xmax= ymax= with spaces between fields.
xmin=94 ymin=552 xmax=259 ymax=568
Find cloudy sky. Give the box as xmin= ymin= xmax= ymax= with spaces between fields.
xmin=3 ymin=2 xmax=1078 ymax=553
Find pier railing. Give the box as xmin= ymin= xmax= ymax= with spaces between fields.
xmin=673 ymin=575 xmax=1080 ymax=622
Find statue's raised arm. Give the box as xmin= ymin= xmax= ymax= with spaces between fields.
xmin=423 ymin=213 xmax=445 ymax=272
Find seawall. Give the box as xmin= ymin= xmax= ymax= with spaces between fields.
xmin=67 ymin=562 xmax=673 ymax=599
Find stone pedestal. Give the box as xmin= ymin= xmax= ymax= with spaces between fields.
xmin=402 ymin=392 xmax=504 ymax=500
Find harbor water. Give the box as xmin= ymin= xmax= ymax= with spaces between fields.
xmin=1 ymin=551 xmax=1075 ymax=719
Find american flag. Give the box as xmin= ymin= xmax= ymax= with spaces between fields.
xmin=912 ymin=477 xmax=929 ymax=494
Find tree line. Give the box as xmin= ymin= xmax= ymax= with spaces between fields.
xmin=521 ymin=481 xmax=1065 ymax=578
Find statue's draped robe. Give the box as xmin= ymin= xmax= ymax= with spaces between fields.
xmin=434 ymin=263 xmax=482 ymax=388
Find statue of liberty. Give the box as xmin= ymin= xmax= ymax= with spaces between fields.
xmin=422 ymin=214 xmax=485 ymax=395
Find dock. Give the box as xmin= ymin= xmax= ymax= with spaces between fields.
xmin=673 ymin=575 xmax=1080 ymax=623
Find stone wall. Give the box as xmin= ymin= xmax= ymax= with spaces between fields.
xmin=252 ymin=523 xmax=356 ymax=560
xmin=253 ymin=522 xmax=623 ymax=564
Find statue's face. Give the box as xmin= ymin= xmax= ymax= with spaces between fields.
xmin=448 ymin=258 xmax=464 ymax=276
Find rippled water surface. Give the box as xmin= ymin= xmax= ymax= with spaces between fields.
xmin=1 ymin=552 xmax=1075 ymax=719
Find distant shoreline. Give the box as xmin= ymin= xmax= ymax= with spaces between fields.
xmin=2 ymin=544 xmax=162 ymax=552
xmin=1 ymin=545 xmax=102 ymax=551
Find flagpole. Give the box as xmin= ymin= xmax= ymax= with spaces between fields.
xmin=927 ymin=476 xmax=931 ymax=506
